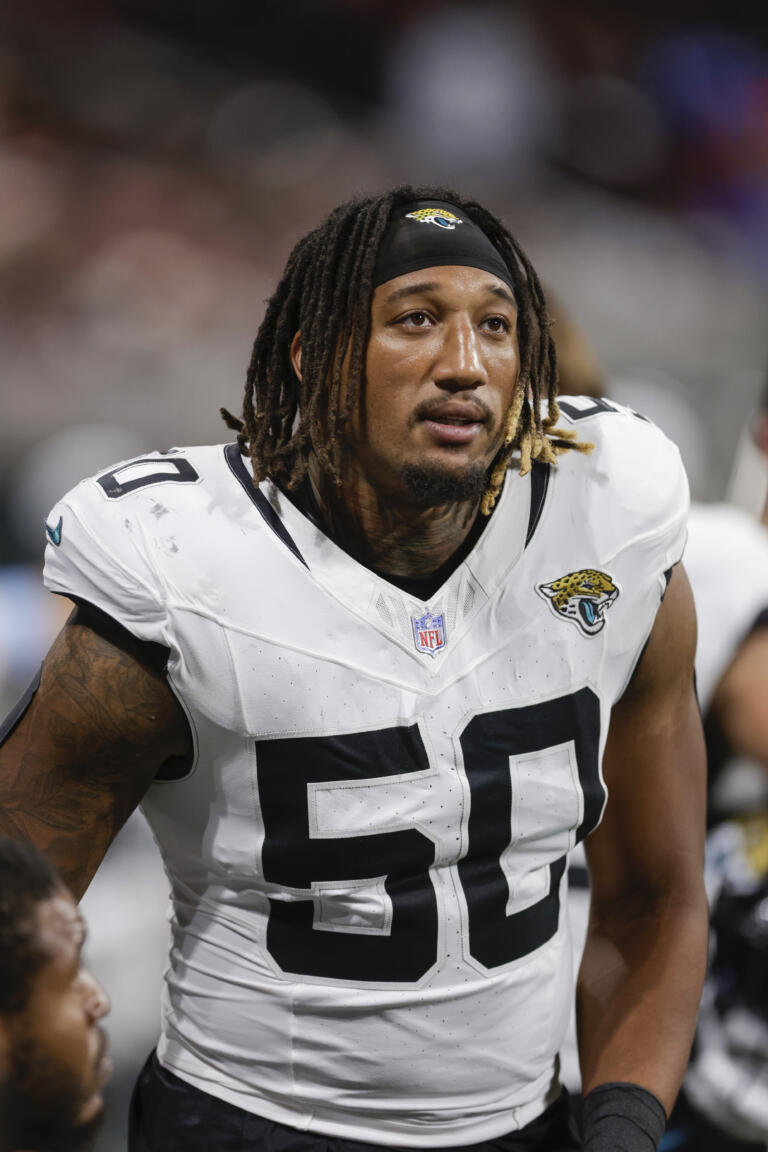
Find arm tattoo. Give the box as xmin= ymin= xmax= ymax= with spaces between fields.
xmin=0 ymin=615 xmax=190 ymax=898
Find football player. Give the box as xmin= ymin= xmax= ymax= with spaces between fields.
xmin=0 ymin=836 xmax=111 ymax=1152
xmin=0 ymin=187 xmax=707 ymax=1151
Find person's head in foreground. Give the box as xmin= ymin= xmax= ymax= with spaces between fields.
xmin=222 ymin=185 xmax=591 ymax=538
xmin=0 ymin=837 xmax=110 ymax=1152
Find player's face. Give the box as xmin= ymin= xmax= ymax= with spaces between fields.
xmin=355 ymin=265 xmax=520 ymax=505
xmin=3 ymin=889 xmax=111 ymax=1151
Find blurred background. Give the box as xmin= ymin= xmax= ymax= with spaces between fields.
xmin=0 ymin=1 xmax=767 ymax=1148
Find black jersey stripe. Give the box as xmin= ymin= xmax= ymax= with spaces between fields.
xmin=750 ymin=605 xmax=768 ymax=633
xmin=568 ymin=863 xmax=590 ymax=890
xmin=224 ymin=444 xmax=308 ymax=569
xmin=525 ymin=461 xmax=550 ymax=548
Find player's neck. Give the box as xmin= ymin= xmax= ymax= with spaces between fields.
xmin=308 ymin=467 xmax=482 ymax=579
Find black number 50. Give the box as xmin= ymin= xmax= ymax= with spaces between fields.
xmin=257 ymin=688 xmax=602 ymax=983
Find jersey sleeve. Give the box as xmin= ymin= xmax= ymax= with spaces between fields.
xmin=618 ymin=421 xmax=689 ymax=600
xmin=43 ymin=466 xmax=168 ymax=646
xmin=558 ymin=395 xmax=690 ymax=585
xmin=554 ymin=397 xmax=690 ymax=701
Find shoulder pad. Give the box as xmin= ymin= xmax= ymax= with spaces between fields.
xmin=555 ymin=396 xmax=689 ymax=562
xmin=42 ymin=447 xmax=222 ymax=644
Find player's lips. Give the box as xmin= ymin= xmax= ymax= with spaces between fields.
xmin=97 ymin=1053 xmax=114 ymax=1085
xmin=418 ymin=400 xmax=489 ymax=446
xmin=94 ymin=1031 xmax=113 ymax=1085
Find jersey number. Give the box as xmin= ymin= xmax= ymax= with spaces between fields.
xmin=257 ymin=689 xmax=602 ymax=983
xmin=97 ymin=456 xmax=199 ymax=499
xmin=557 ymin=397 xmax=650 ymax=423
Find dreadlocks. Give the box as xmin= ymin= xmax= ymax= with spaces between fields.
xmin=221 ymin=185 xmax=591 ymax=514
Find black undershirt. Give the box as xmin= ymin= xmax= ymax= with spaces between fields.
xmin=284 ymin=480 xmax=491 ymax=601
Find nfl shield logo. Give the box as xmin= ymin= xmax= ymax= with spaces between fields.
xmin=412 ymin=609 xmax=446 ymax=657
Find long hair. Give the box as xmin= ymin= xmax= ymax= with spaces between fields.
xmin=222 ymin=185 xmax=589 ymax=512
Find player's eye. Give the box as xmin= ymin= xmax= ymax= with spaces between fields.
xmin=482 ymin=315 xmax=511 ymax=334
xmin=399 ymin=311 xmax=433 ymax=329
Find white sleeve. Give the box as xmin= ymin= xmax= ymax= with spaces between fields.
xmin=559 ymin=396 xmax=690 ymax=581
xmin=628 ymin=436 xmax=689 ymax=599
xmin=43 ymin=472 xmax=168 ymax=646
xmin=555 ymin=398 xmax=690 ymax=702
xmin=618 ymin=428 xmax=690 ymax=693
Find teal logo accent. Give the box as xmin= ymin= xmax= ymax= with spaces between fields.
xmin=45 ymin=516 xmax=63 ymax=547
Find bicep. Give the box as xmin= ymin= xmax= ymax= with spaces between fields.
xmin=0 ymin=605 xmax=190 ymax=895
xmin=708 ymin=626 xmax=768 ymax=768
xmin=585 ymin=564 xmax=707 ymax=912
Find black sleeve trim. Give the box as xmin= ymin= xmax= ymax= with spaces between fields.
xmin=0 ymin=665 xmax=42 ymax=747
xmin=748 ymin=605 xmax=768 ymax=635
xmin=68 ymin=598 xmax=194 ymax=781
xmin=618 ymin=561 xmax=680 ymax=702
xmin=568 ymin=862 xmax=590 ymax=890
xmin=71 ymin=598 xmax=171 ymax=677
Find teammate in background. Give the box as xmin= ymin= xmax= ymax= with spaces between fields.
xmin=701 ymin=374 xmax=768 ymax=790
xmin=674 ymin=502 xmax=768 ymax=1151
xmin=674 ymin=377 xmax=768 ymax=1151
xmin=552 ymin=309 xmax=768 ymax=1149
xmin=0 ymin=836 xmax=111 ymax=1152
xmin=0 ymin=187 xmax=707 ymax=1151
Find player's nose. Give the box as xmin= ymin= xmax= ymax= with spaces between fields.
xmin=83 ymin=968 xmax=111 ymax=1020
xmin=434 ymin=316 xmax=486 ymax=391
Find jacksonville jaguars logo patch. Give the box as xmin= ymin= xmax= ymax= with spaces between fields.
xmin=405 ymin=208 xmax=463 ymax=230
xmin=536 ymin=569 xmax=619 ymax=636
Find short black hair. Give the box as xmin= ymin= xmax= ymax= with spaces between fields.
xmin=0 ymin=837 xmax=60 ymax=1013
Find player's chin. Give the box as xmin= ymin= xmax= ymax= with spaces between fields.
xmin=48 ymin=1090 xmax=106 ymax=1152
xmin=76 ymin=1088 xmax=107 ymax=1128
xmin=76 ymin=1055 xmax=113 ymax=1125
xmin=401 ymin=458 xmax=489 ymax=506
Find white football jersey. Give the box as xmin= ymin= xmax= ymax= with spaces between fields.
xmin=44 ymin=399 xmax=687 ymax=1146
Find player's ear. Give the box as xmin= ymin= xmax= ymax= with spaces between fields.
xmin=290 ymin=331 xmax=302 ymax=382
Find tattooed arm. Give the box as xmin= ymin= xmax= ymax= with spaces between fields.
xmin=0 ymin=605 xmax=191 ymax=899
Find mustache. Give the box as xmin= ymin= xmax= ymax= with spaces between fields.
xmin=412 ymin=396 xmax=493 ymax=423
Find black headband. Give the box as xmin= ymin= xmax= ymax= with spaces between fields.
xmin=372 ymin=200 xmax=516 ymax=299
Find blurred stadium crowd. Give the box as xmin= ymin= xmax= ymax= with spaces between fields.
xmin=1 ymin=2 xmax=767 ymax=1149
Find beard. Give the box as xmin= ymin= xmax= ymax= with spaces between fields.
xmin=400 ymin=460 xmax=489 ymax=507
xmin=3 ymin=1036 xmax=104 ymax=1152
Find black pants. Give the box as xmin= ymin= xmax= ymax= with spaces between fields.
xmin=129 ymin=1052 xmax=581 ymax=1152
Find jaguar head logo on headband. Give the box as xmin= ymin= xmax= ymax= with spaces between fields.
xmin=373 ymin=199 xmax=516 ymax=295
xmin=404 ymin=208 xmax=463 ymax=230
